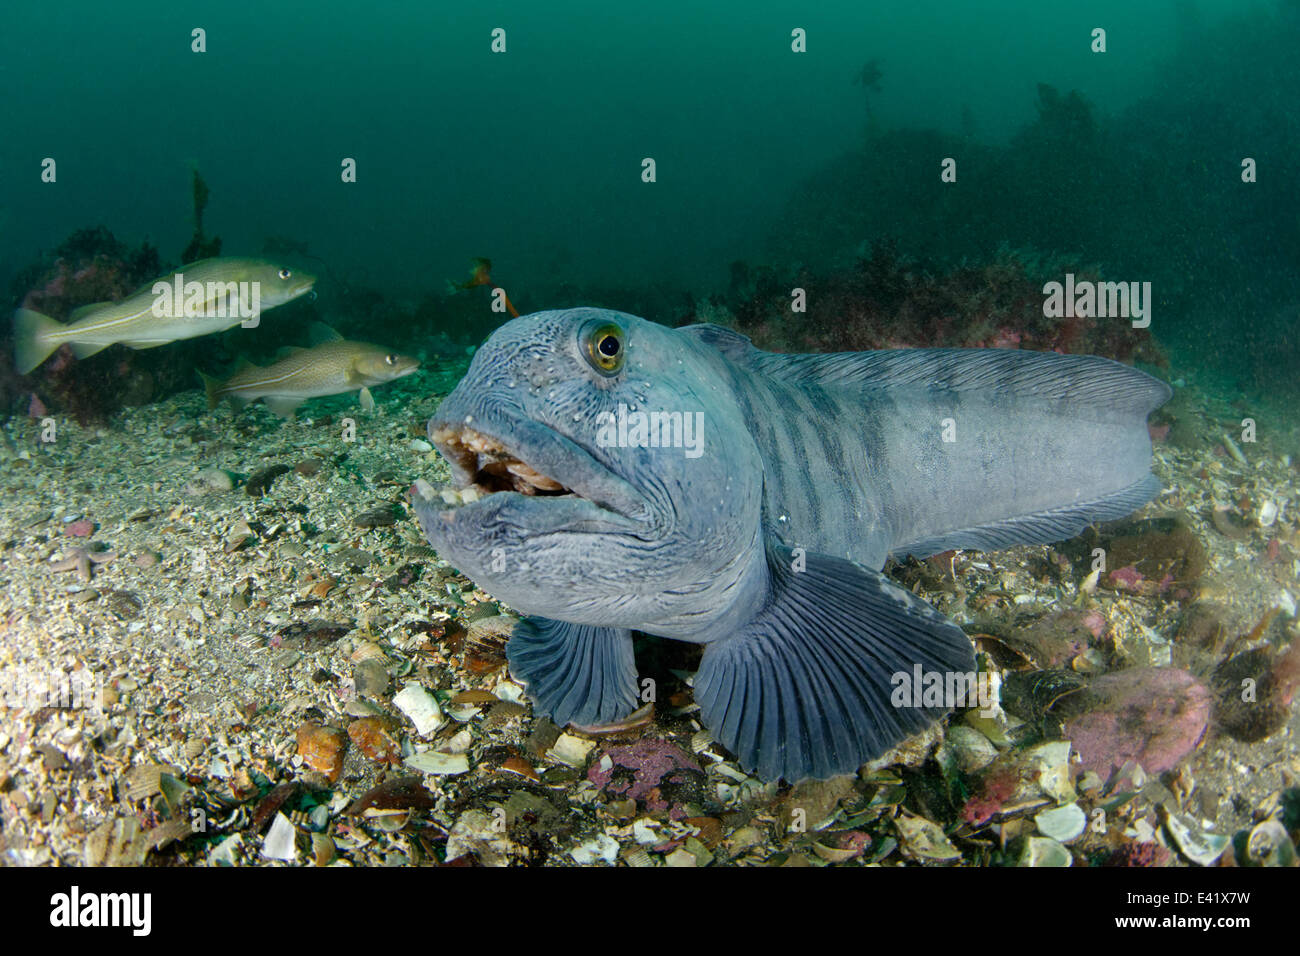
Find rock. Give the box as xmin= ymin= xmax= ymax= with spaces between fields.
xmin=293 ymin=458 xmax=324 ymax=477
xmin=1001 ymin=610 xmax=1106 ymax=668
xmin=353 ymin=658 xmax=390 ymax=699
xmin=353 ymin=503 xmax=401 ymax=528
xmin=782 ymin=776 xmax=857 ymax=832
xmin=348 ymin=716 xmax=402 ymax=764
xmin=182 ymin=467 xmax=234 ymax=497
xmin=1081 ymin=517 xmax=1206 ymax=601
xmin=295 ymin=723 xmax=347 ymax=783
xmin=246 ymin=465 xmax=291 ymax=497
xmin=1061 ymin=668 xmax=1210 ymax=785
xmin=446 ymin=809 xmax=516 ymax=866
xmin=346 ymin=777 xmax=437 ymax=814
xmin=946 ymin=725 xmax=1000 ymax=773
xmin=1212 ymin=644 xmax=1299 ymax=742
xmin=587 ymin=739 xmax=704 ymax=815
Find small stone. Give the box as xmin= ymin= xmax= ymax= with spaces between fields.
xmin=182 ymin=467 xmax=234 ymax=497
xmin=246 ymin=465 xmax=291 ymax=498
xmin=945 ymin=725 xmax=998 ymax=773
xmin=446 ymin=809 xmax=515 ymax=866
xmin=348 ymin=716 xmax=402 ymax=764
xmin=1062 ymin=668 xmax=1210 ymax=785
xmin=353 ymin=658 xmax=390 ymax=699
xmin=353 ymin=503 xmax=401 ymax=528
xmin=296 ymin=722 xmax=347 ymax=783
xmin=293 ymin=458 xmax=324 ymax=477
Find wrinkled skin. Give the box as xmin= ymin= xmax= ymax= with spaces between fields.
xmin=416 ymin=308 xmax=767 ymax=642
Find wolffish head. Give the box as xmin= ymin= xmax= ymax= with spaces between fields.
xmin=413 ymin=308 xmax=764 ymax=634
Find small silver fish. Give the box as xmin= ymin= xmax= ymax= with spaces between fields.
xmin=199 ymin=326 xmax=419 ymax=418
xmin=13 ymin=257 xmax=315 ymax=374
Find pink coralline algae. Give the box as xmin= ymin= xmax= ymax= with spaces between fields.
xmin=1106 ymin=566 xmax=1144 ymax=591
xmin=63 ymin=519 xmax=95 ymax=538
xmin=587 ymin=739 xmax=702 ymax=816
xmin=1063 ymin=667 xmax=1210 ymax=784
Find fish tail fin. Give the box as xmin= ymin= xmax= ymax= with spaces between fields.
xmin=196 ymin=369 xmax=224 ymax=410
xmin=12 ymin=309 xmax=64 ymax=374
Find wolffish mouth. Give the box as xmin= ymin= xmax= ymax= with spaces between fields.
xmin=430 ymin=424 xmax=575 ymax=503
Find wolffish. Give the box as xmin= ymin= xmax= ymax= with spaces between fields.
xmin=413 ymin=308 xmax=1170 ymax=782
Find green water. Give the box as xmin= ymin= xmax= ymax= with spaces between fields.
xmin=0 ymin=0 xmax=1295 ymax=415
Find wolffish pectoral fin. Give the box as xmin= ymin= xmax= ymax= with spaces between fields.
xmin=507 ymin=617 xmax=639 ymax=727
xmin=693 ymin=544 xmax=976 ymax=783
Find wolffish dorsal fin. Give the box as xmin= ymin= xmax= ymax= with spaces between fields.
xmin=678 ymin=323 xmax=757 ymax=363
xmin=748 ymin=347 xmax=1170 ymax=412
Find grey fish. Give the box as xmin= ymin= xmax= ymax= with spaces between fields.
xmin=413 ymin=308 xmax=1169 ymax=782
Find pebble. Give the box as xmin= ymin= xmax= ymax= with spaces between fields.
xmin=353 ymin=658 xmax=390 ymax=699
xmin=353 ymin=504 xmax=401 ymax=528
xmin=182 ymin=467 xmax=234 ymax=497
xmin=293 ymin=458 xmax=324 ymax=477
xmin=348 ymin=716 xmax=402 ymax=764
xmin=246 ymin=465 xmax=290 ymax=498
xmin=295 ymin=723 xmax=347 ymax=783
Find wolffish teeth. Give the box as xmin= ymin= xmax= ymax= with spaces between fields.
xmin=437 ymin=485 xmax=484 ymax=507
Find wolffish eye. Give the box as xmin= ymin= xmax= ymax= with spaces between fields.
xmin=582 ymin=321 xmax=626 ymax=376
xmin=385 ymin=354 xmax=397 ymax=365
xmin=278 ymin=268 xmax=292 ymax=280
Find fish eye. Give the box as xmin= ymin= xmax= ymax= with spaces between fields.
xmin=385 ymin=354 xmax=396 ymax=365
xmin=278 ymin=269 xmax=292 ymax=280
xmin=582 ymin=321 xmax=625 ymax=375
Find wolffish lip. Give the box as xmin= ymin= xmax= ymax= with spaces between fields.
xmin=425 ymin=413 xmax=649 ymax=523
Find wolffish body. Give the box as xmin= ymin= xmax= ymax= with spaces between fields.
xmin=414 ymin=308 xmax=1169 ymax=782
